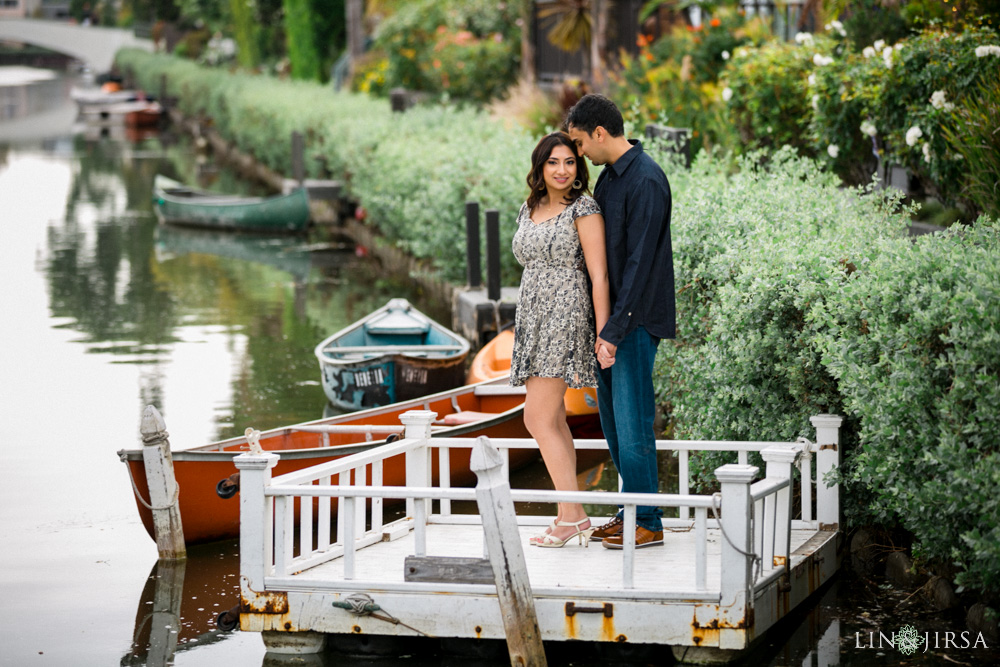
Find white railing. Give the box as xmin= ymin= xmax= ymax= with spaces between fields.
xmin=236 ymin=412 xmax=842 ymax=612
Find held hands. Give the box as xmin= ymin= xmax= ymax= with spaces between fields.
xmin=595 ymin=337 xmax=617 ymax=369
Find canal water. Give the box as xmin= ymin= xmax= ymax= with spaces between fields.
xmin=2 ymin=66 xmax=996 ymax=667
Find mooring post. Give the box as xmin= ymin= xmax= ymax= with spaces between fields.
xmin=139 ymin=405 xmax=186 ymax=560
xmin=715 ymin=463 xmax=757 ymax=650
xmin=485 ymin=209 xmax=501 ymax=302
xmin=810 ymin=414 xmax=843 ymax=531
xmin=465 ymin=201 xmax=482 ymax=288
xmin=291 ymin=131 xmax=305 ymax=185
xmin=471 ymin=436 xmax=547 ymax=667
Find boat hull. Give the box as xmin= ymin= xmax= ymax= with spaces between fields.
xmin=152 ymin=175 xmax=310 ymax=233
xmin=121 ymin=380 xmax=531 ymax=545
xmin=315 ymin=299 xmax=471 ymax=411
xmin=469 ymin=329 xmax=603 ymax=436
xmin=319 ymin=353 xmax=468 ymax=411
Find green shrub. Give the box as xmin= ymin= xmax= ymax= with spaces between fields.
xmin=370 ymin=0 xmax=519 ymax=103
xmin=814 ymin=220 xmax=1000 ymax=593
xmin=722 ymin=35 xmax=838 ymax=154
xmin=941 ymin=77 xmax=1000 ymax=219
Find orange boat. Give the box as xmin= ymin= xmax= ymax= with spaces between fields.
xmin=467 ymin=329 xmax=603 ymax=438
xmin=118 ymin=377 xmax=532 ymax=545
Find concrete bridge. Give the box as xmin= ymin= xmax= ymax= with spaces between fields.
xmin=0 ymin=19 xmax=152 ymax=73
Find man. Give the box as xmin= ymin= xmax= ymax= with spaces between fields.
xmin=566 ymin=94 xmax=674 ymax=549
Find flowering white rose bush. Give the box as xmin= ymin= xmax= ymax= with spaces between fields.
xmin=860 ymin=120 xmax=877 ymax=137
xmin=862 ymin=46 xmax=876 ymax=58
xmin=813 ymin=53 xmax=834 ymax=66
xmin=929 ymin=90 xmax=955 ymax=111
xmin=795 ymin=32 xmax=815 ymax=46
xmin=827 ymin=144 xmax=839 ymax=158
xmin=905 ymin=126 xmax=923 ymax=146
xmin=721 ymin=86 xmax=733 ymax=102
xmin=922 ymin=142 xmax=932 ymax=162
xmin=974 ymin=45 xmax=1000 ymax=57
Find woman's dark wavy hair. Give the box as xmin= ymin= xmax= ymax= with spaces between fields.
xmin=525 ymin=131 xmax=590 ymax=212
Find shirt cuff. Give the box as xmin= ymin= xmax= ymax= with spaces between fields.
xmin=599 ymin=320 xmax=627 ymax=347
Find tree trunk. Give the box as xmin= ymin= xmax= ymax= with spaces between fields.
xmin=520 ymin=0 xmax=536 ymax=84
xmin=346 ymin=0 xmax=365 ymax=81
xmin=590 ymin=0 xmax=608 ymax=91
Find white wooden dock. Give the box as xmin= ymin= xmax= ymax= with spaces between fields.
xmin=235 ymin=412 xmax=843 ymax=663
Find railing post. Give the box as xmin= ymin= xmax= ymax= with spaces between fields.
xmin=471 ymin=436 xmax=547 ymax=667
xmin=810 ymin=414 xmax=843 ymax=530
xmin=139 ymin=405 xmax=186 ymax=560
xmin=761 ymin=445 xmax=797 ymax=570
xmin=235 ymin=449 xmax=280 ymax=610
xmin=401 ymin=410 xmax=436 ymax=519
xmin=716 ymin=463 xmax=757 ymax=650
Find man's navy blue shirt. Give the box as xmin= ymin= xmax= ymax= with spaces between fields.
xmin=592 ymin=140 xmax=675 ymax=346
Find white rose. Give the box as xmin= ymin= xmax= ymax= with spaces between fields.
xmin=722 ymin=50 xmax=730 ymax=60
xmin=863 ymin=46 xmax=876 ymax=58
xmin=722 ymin=87 xmax=733 ymax=102
xmin=831 ymin=20 xmax=845 ymax=36
xmin=827 ymin=144 xmax=839 ymax=158
xmin=882 ymin=46 xmax=894 ymax=68
xmin=860 ymin=120 xmax=877 ymax=137
xmin=874 ymin=40 xmax=886 ymax=51
xmin=795 ymin=32 xmax=814 ymax=46
xmin=906 ymin=126 xmax=923 ymax=147
xmin=922 ymin=142 xmax=932 ymax=162
xmin=812 ymin=54 xmax=833 ymax=66
xmin=808 ymin=74 xmax=817 ymax=86
xmin=930 ymin=90 xmax=948 ymax=109
xmin=975 ymin=45 xmax=1000 ymax=58
xmin=811 ymin=94 xmax=820 ymax=110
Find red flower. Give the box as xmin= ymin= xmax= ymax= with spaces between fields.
xmin=710 ymin=18 xmax=721 ymax=28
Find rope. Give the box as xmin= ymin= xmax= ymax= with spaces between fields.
xmin=711 ymin=492 xmax=762 ymax=585
xmin=332 ymin=593 xmax=431 ymax=637
xmin=118 ymin=449 xmax=180 ymax=511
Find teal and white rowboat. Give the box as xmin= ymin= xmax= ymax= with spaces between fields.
xmin=152 ymin=175 xmax=310 ymax=233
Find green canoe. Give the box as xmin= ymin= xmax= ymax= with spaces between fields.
xmin=152 ymin=175 xmax=310 ymax=233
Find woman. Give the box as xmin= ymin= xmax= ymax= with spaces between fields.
xmin=510 ymin=131 xmax=611 ymax=548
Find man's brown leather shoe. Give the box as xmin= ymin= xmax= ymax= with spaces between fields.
xmin=601 ymin=526 xmax=664 ymax=549
xmin=589 ymin=515 xmax=624 ymax=542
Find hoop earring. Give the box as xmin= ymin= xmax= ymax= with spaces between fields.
xmin=537 ymin=181 xmax=546 ymax=191
xmin=572 ymin=179 xmax=582 ymax=190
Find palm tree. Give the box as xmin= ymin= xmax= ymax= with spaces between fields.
xmin=537 ymin=0 xmax=611 ymax=88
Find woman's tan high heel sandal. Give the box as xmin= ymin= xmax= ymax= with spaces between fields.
xmin=529 ymin=518 xmax=594 ymax=548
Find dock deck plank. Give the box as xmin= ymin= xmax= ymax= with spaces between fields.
xmin=286 ymin=522 xmax=819 ymax=596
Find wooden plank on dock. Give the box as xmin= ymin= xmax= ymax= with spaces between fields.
xmin=404 ymin=555 xmax=494 ymax=585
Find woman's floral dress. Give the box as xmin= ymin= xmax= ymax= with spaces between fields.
xmin=510 ymin=195 xmax=601 ymax=389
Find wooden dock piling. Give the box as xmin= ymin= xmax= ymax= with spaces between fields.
xmin=139 ymin=405 xmax=186 ymax=560
xmin=471 ymin=436 xmax=547 ymax=667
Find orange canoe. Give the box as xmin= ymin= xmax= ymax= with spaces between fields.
xmin=468 ymin=329 xmax=603 ymax=438
xmin=119 ymin=378 xmax=533 ymax=545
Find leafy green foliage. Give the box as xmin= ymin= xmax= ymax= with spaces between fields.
xmin=814 ymin=221 xmax=1000 ymax=593
xmin=941 ymin=77 xmax=1000 ymax=219
xmin=369 ymin=0 xmax=520 ymax=103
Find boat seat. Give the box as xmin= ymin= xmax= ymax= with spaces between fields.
xmin=441 ymin=411 xmax=498 ymax=426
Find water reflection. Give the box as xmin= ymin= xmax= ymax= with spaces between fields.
xmin=123 ymin=543 xmax=241 ymax=667
xmin=41 ymin=126 xmax=454 ymax=444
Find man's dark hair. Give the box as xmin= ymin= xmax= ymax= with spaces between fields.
xmin=565 ymin=94 xmax=624 ymax=137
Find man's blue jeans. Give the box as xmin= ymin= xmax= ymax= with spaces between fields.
xmin=597 ymin=326 xmax=662 ymax=532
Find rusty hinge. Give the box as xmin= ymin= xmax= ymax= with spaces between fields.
xmin=565 ymin=602 xmax=613 ymax=617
